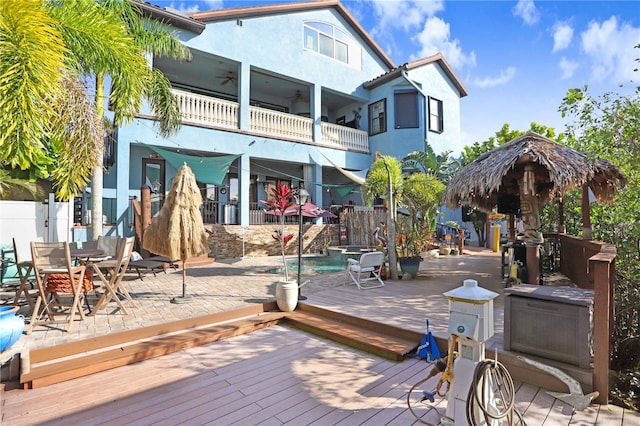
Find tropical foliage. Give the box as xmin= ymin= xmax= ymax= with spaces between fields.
xmin=557 ymin=55 xmax=640 ymax=409
xmin=261 ymin=182 xmax=297 ymax=281
xmin=0 ymin=0 xmax=189 ymax=215
xmin=363 ymin=145 xmax=449 ymax=262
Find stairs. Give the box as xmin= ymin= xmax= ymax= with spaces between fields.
xmin=20 ymin=303 xmax=284 ymax=389
xmin=19 ymin=303 xmax=424 ymax=389
xmin=287 ymin=304 xmax=423 ymax=361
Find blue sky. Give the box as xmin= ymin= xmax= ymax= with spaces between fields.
xmin=153 ymin=0 xmax=640 ymax=155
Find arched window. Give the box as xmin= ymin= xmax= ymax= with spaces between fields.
xmin=303 ymin=21 xmax=360 ymax=67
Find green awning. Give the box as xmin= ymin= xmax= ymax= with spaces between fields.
xmin=148 ymin=146 xmax=239 ymax=185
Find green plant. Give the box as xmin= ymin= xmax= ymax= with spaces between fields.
xmin=261 ymin=182 xmax=297 ymax=281
xmin=396 ymin=224 xmax=431 ymax=258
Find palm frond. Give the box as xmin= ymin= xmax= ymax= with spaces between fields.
xmin=0 ymin=0 xmax=65 ymax=169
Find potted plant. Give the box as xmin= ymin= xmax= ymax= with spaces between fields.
xmin=261 ymin=182 xmax=298 ymax=311
xmin=396 ymin=224 xmax=428 ymax=278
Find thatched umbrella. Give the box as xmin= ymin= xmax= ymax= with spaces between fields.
xmin=443 ymin=132 xmax=626 ymax=243
xmin=143 ymin=163 xmax=209 ymax=303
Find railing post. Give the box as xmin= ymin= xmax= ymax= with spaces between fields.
xmin=589 ymin=252 xmax=614 ymax=404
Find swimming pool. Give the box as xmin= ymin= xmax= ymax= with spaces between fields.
xmin=267 ymin=255 xmax=347 ymax=276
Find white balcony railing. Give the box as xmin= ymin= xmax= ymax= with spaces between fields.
xmin=171 ymin=89 xmax=368 ymax=152
xmin=174 ymin=89 xmax=239 ymax=130
xmin=320 ymin=122 xmax=368 ymax=152
xmin=250 ymin=105 xmax=313 ymax=143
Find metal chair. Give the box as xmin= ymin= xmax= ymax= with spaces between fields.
xmin=345 ymin=251 xmax=386 ymax=290
xmin=27 ymin=241 xmax=87 ymax=333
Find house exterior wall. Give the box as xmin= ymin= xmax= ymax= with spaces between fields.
xmin=105 ymin=2 xmax=466 ymax=238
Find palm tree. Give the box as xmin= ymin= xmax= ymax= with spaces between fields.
xmin=0 ymin=0 xmax=189 ymax=238
xmin=61 ymin=0 xmax=190 ymax=239
xmin=362 ymin=154 xmax=403 ymax=279
xmin=401 ymin=140 xmax=460 ymax=183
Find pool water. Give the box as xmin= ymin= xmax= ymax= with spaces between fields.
xmin=267 ymin=256 xmax=346 ymax=276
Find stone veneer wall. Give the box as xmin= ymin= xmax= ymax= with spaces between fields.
xmin=206 ymin=224 xmax=341 ymax=260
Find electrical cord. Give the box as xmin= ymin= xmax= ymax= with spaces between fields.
xmin=465 ymin=359 xmax=526 ymax=426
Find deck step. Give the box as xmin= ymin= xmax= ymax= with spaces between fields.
xmin=21 ymin=303 xmax=284 ymax=389
xmin=286 ymin=304 xmax=423 ymax=361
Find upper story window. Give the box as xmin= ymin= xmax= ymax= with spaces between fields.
xmin=428 ymin=97 xmax=444 ymax=133
xmin=394 ymin=90 xmax=419 ymax=129
xmin=369 ymin=99 xmax=387 ymax=135
xmin=304 ymin=21 xmax=360 ymax=67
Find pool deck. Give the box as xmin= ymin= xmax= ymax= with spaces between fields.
xmin=1 ymin=247 xmax=639 ymax=425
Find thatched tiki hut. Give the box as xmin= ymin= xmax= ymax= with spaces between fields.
xmin=443 ymin=132 xmax=626 ymax=283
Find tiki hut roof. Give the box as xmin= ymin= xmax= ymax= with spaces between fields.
xmin=443 ymin=132 xmax=626 ymax=212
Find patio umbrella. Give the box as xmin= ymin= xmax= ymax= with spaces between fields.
xmin=264 ymin=201 xmax=337 ymax=218
xmin=443 ymin=132 xmax=626 ymax=243
xmin=143 ymin=163 xmax=209 ymax=303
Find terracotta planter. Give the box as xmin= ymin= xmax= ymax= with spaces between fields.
xmin=276 ymin=280 xmax=298 ymax=312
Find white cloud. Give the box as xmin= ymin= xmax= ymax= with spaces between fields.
xmin=412 ymin=16 xmax=476 ymax=69
xmin=163 ymin=1 xmax=223 ymax=13
xmin=558 ymin=57 xmax=579 ymax=79
xmin=552 ymin=22 xmax=574 ymax=52
xmin=580 ymin=16 xmax=640 ymax=83
xmin=371 ymin=0 xmax=444 ymax=32
xmin=468 ymin=67 xmax=516 ymax=88
xmin=513 ymin=0 xmax=540 ymax=26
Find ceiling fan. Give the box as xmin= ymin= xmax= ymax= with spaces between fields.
xmin=290 ymin=90 xmax=309 ymax=104
xmin=217 ymin=71 xmax=237 ymax=86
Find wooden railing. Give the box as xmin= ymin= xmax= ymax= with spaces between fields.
xmin=320 ymin=122 xmax=369 ymax=152
xmin=170 ymin=89 xmax=369 ymax=152
xmin=559 ymin=234 xmax=616 ymax=404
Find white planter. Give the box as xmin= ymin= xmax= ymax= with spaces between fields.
xmin=276 ymin=280 xmax=298 ymax=312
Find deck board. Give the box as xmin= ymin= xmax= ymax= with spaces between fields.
xmin=3 ymin=251 xmax=639 ymax=425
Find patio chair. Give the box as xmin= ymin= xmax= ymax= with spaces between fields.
xmin=90 ymin=237 xmax=135 ymax=315
xmin=12 ymin=238 xmax=36 ymax=311
xmin=345 ymin=251 xmax=386 ymax=290
xmin=82 ymin=236 xmax=121 ymax=262
xmin=27 ymin=241 xmax=87 ymax=333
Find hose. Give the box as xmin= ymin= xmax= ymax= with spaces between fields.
xmin=465 ymin=359 xmax=526 ymax=426
xmin=406 ymin=358 xmax=450 ymax=425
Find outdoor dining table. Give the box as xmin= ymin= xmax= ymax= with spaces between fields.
xmin=70 ymin=248 xmax=105 ymax=263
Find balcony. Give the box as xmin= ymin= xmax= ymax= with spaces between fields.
xmin=173 ymin=89 xmax=369 ymax=153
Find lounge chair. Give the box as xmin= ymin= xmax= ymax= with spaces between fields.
xmin=345 ymin=251 xmax=386 ymax=290
xmin=127 ymin=256 xmax=178 ymax=280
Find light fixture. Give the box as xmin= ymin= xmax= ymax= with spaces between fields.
xmin=296 ymin=187 xmax=310 ymax=301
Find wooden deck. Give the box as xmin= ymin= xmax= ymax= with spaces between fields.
xmin=2 ymin=249 xmax=639 ymax=425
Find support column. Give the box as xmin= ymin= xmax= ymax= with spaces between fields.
xmin=116 ymin=137 xmax=131 ymax=236
xmin=307 ymin=162 xmax=323 ymax=224
xmin=519 ymin=164 xmax=542 ymax=285
xmin=311 ymin=85 xmax=321 ymax=144
xmin=582 ymin=184 xmax=592 ymax=240
xmin=238 ymin=63 xmax=250 ymax=131
xmin=238 ymin=154 xmax=250 ymax=226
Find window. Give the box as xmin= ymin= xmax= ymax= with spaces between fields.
xmin=395 ymin=90 xmax=419 ymax=129
xmin=303 ymin=21 xmax=360 ymax=66
xmin=428 ymin=97 xmax=443 ymax=133
xmin=369 ymin=99 xmax=387 ymax=135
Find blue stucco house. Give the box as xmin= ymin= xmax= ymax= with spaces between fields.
xmin=98 ymin=0 xmax=467 ymax=235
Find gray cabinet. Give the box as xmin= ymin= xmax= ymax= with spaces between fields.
xmin=504 ymin=284 xmax=593 ymax=368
